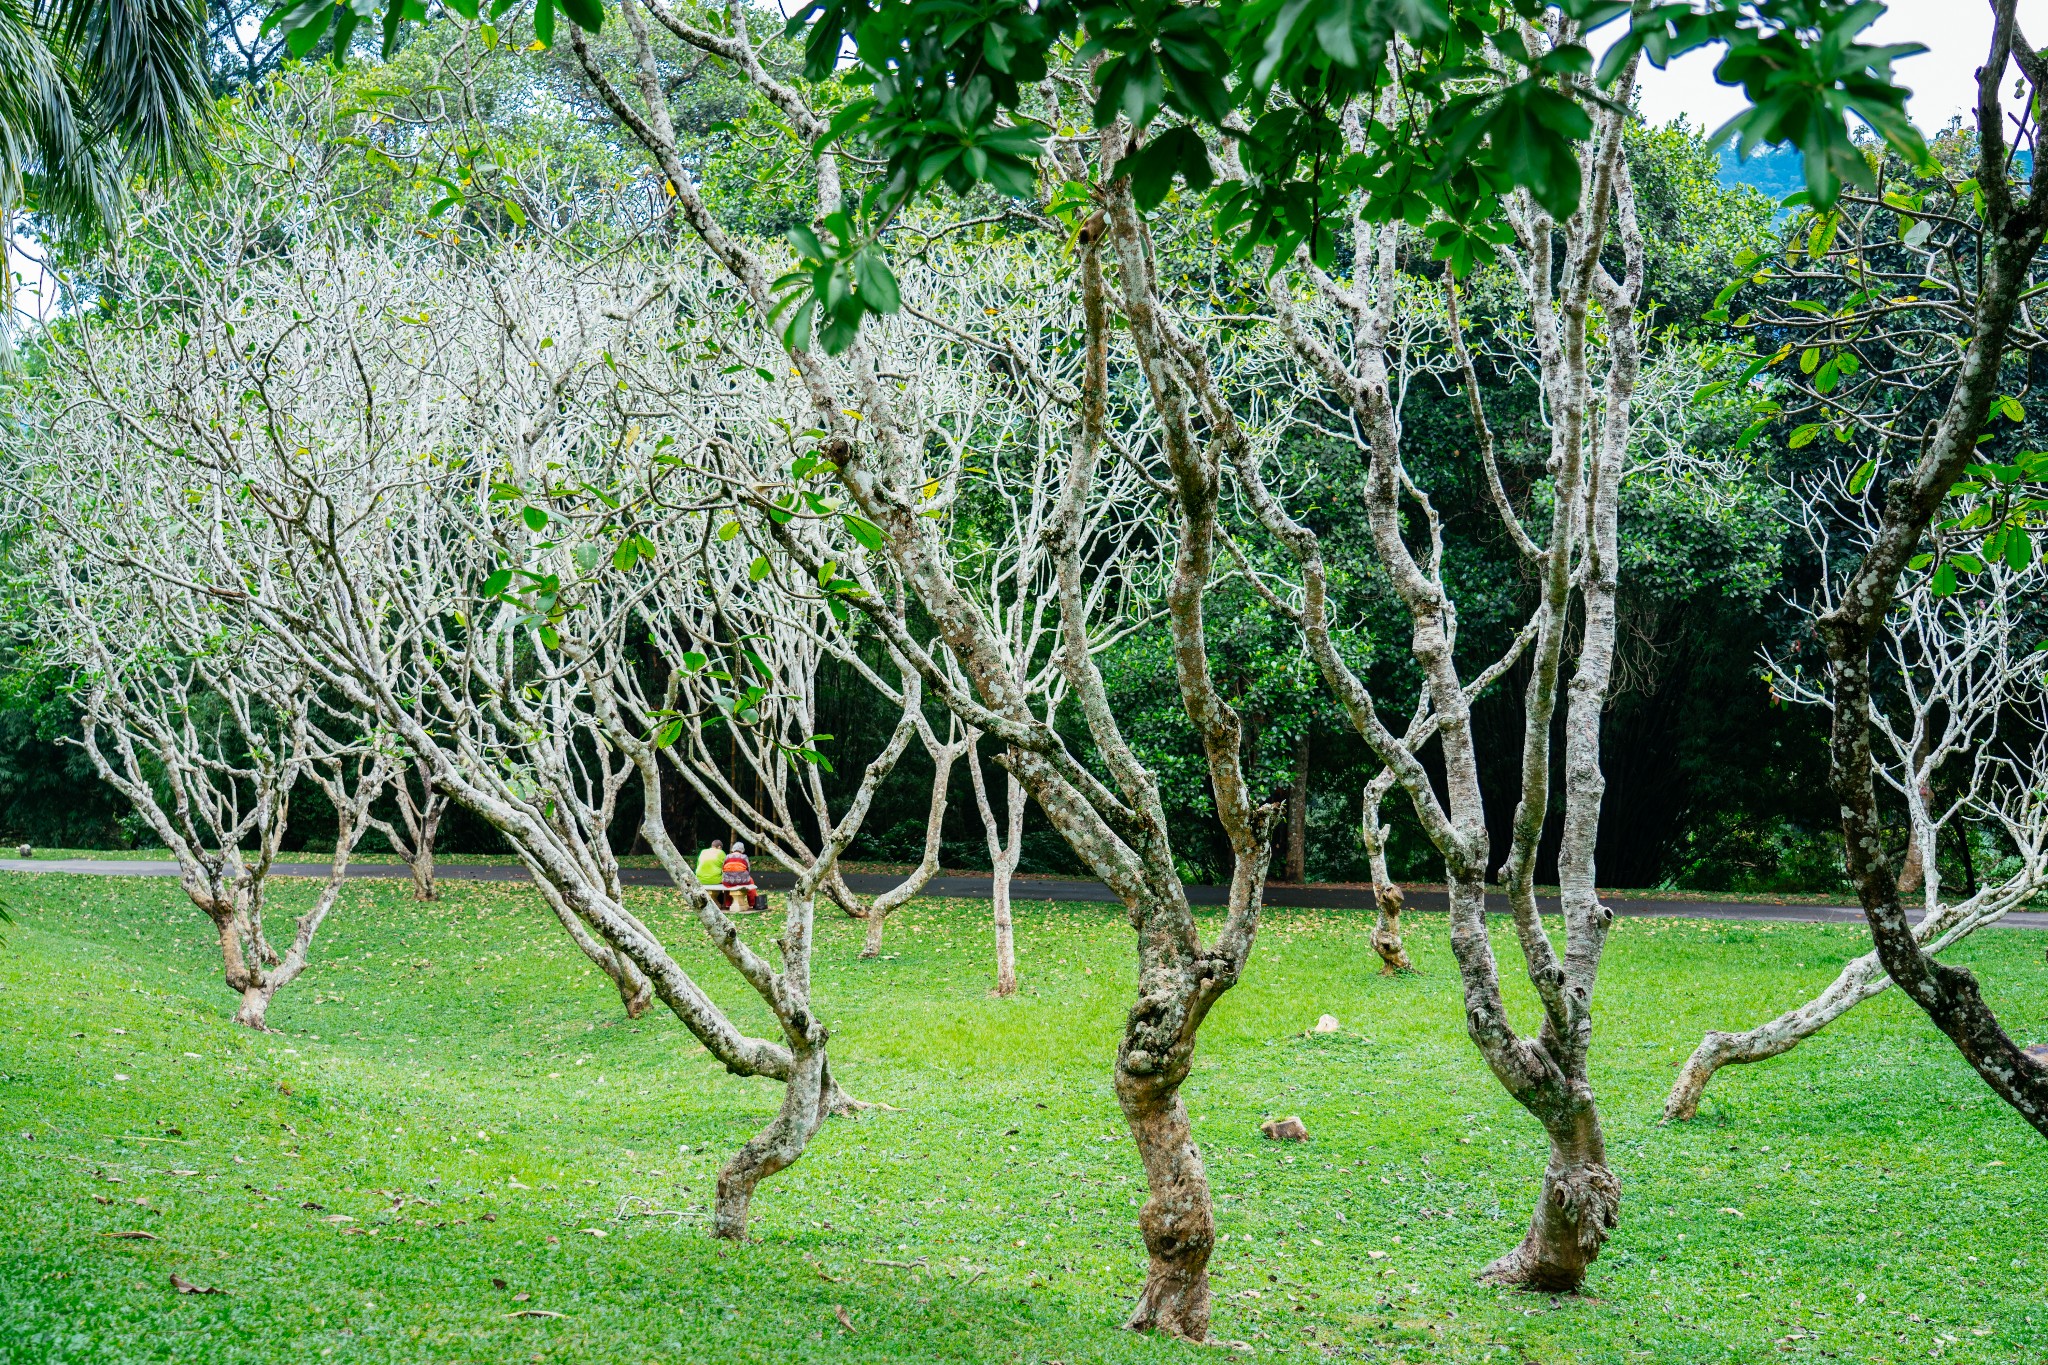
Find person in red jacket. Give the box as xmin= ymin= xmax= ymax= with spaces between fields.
xmin=720 ymin=841 xmax=764 ymax=913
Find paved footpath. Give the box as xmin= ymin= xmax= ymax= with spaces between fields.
xmin=4 ymin=857 xmax=2043 ymax=931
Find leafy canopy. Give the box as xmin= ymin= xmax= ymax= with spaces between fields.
xmin=262 ymin=0 xmax=1927 ymax=354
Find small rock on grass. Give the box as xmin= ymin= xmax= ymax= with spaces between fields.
xmin=1312 ymin=1014 xmax=1340 ymax=1034
xmin=1260 ymin=1116 xmax=1309 ymax=1142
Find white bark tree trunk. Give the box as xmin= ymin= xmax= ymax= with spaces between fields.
xmin=968 ymin=734 xmax=1026 ymax=996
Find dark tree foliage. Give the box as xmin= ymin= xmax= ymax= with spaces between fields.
xmin=0 ymin=664 xmax=128 ymax=847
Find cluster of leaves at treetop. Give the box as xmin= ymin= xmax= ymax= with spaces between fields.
xmin=784 ymin=0 xmax=1925 ymax=265
xmin=273 ymin=0 xmax=1927 ymax=356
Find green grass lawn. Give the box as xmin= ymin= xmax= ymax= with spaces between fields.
xmin=1 ymin=872 xmax=2042 ymax=1364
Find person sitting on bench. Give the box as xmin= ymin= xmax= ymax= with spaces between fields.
xmin=694 ymin=839 xmax=728 ymax=907
xmin=720 ymin=841 xmax=764 ymax=913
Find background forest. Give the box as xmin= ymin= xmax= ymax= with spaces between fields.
xmin=0 ymin=16 xmax=1957 ymax=898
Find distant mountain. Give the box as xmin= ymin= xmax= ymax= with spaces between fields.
xmin=1718 ymin=141 xmax=2036 ymax=201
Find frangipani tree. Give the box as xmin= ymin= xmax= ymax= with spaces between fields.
xmin=13 ymin=525 xmax=385 ymax=1030
xmin=1709 ymin=0 xmax=2048 ymax=1133
xmin=1667 ymin=463 xmax=2048 ymax=1119
xmin=14 ymin=102 xmax=952 ymax=1232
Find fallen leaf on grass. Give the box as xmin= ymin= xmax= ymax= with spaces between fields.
xmin=577 ymin=1228 xmax=608 ymax=1238
xmin=299 ymin=1202 xmax=323 ymax=1211
xmin=169 ymin=1274 xmax=224 ymax=1295
xmin=1718 ymin=1208 xmax=1744 ymax=1219
xmin=833 ymin=1305 xmax=854 ymax=1333
xmin=170 ymin=1169 xmax=199 ymax=1177
xmin=506 ymin=1309 xmax=563 ymax=1319
xmin=491 ymin=1277 xmax=507 ymax=1289
xmin=321 ymin=1214 xmax=354 ymax=1224
xmin=102 ymin=1231 xmax=157 ymax=1240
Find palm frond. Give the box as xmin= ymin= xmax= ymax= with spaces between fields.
xmin=58 ymin=0 xmax=213 ymax=173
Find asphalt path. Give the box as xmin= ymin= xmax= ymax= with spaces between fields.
xmin=4 ymin=857 xmax=2044 ymax=931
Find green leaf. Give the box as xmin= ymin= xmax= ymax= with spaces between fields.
xmin=613 ymin=539 xmax=641 ymax=572
xmin=481 ymin=568 xmax=514 ymax=597
xmin=1788 ymin=424 xmax=1824 ymax=449
xmin=842 ymin=513 xmax=885 ymax=553
xmin=523 ymin=506 xmax=549 ymax=532
xmin=1931 ymin=561 xmax=1957 ymax=596
xmin=557 ymin=0 xmax=601 ymax=32
xmin=718 ymin=520 xmax=742 ymax=542
xmin=749 ymin=555 xmax=772 ymax=582
xmin=852 ymin=251 xmax=901 ymax=314
xmin=2006 ymin=528 xmax=2036 ymax=570
xmin=654 ymin=717 xmax=685 ymax=748
xmin=1846 ymin=459 xmax=1876 ymax=495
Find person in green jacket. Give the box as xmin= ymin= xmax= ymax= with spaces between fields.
xmin=694 ymin=839 xmax=727 ymax=907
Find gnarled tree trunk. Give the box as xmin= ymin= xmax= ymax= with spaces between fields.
xmin=714 ymin=1042 xmax=831 ymax=1239
xmin=1481 ymin=1101 xmax=1619 ymax=1289
xmin=1360 ymin=775 xmax=1412 ymax=972
xmin=1666 ymin=952 xmax=1891 ymax=1120
xmin=1117 ymin=1057 xmax=1214 ymax=1337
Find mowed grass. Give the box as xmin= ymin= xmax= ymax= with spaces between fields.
xmin=1 ymin=871 xmax=2043 ymax=1365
